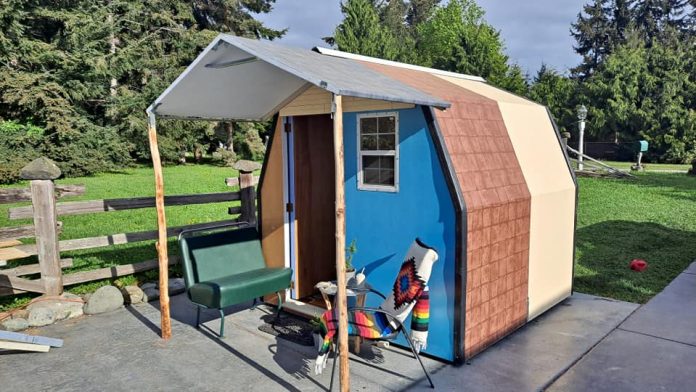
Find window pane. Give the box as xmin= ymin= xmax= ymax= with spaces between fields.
xmin=380 ymin=156 xmax=394 ymax=169
xmin=378 ymin=116 xmax=396 ymax=134
xmin=361 ymin=135 xmax=378 ymax=150
xmin=380 ymin=169 xmax=395 ymax=186
xmin=360 ymin=117 xmax=378 ymax=135
xmin=362 ymin=156 xmax=379 ymax=170
xmin=378 ymin=135 xmax=395 ymax=150
xmin=363 ymin=168 xmax=380 ymax=185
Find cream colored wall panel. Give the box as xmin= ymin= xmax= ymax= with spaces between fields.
xmin=495 ymin=102 xmax=576 ymax=320
xmin=527 ymin=190 xmax=575 ymax=318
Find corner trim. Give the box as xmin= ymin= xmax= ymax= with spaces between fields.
xmin=422 ymin=106 xmax=468 ymax=362
xmin=545 ymin=107 xmax=578 ymax=294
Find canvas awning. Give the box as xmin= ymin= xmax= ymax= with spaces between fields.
xmin=148 ymin=34 xmax=450 ymax=121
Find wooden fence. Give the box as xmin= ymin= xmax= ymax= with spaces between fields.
xmin=0 ymin=158 xmax=259 ymax=297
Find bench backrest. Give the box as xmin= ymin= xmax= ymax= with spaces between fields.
xmin=179 ymin=226 xmax=266 ymax=287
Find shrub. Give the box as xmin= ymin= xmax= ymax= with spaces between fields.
xmin=0 ymin=121 xmax=45 ymax=183
xmin=0 ymin=120 xmax=132 ymax=183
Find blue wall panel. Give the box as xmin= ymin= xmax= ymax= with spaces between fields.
xmin=343 ymin=106 xmax=456 ymax=361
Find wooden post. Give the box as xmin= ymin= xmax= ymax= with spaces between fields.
xmin=233 ymin=160 xmax=261 ymax=226
xmin=147 ymin=111 xmax=172 ymax=340
xmin=561 ymin=131 xmax=571 ymax=152
xmin=20 ymin=157 xmax=63 ymax=296
xmin=332 ymin=94 xmax=349 ymax=391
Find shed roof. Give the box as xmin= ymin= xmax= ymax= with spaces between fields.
xmin=149 ymin=35 xmax=450 ymax=120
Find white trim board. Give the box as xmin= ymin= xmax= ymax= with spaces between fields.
xmin=315 ymin=47 xmax=486 ymax=83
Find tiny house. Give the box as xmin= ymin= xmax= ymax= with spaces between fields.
xmin=150 ymin=35 xmax=577 ymax=362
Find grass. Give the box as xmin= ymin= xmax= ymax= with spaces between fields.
xmin=575 ymin=172 xmax=696 ymax=303
xmin=2 ymin=164 xmax=694 ymax=310
xmin=600 ymin=160 xmax=691 ymax=171
xmin=0 ymin=164 xmax=238 ymax=311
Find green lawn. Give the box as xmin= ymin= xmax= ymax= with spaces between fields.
xmin=600 ymin=160 xmax=691 ymax=171
xmin=2 ymin=165 xmax=695 ymax=310
xmin=575 ymin=173 xmax=696 ymax=303
xmin=1 ymin=164 xmax=238 ymax=310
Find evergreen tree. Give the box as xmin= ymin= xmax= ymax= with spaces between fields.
xmin=634 ymin=0 xmax=690 ymax=41
xmin=407 ymin=0 xmax=441 ymax=26
xmin=610 ymin=0 xmax=635 ymax=46
xmin=417 ymin=0 xmax=526 ymax=92
xmin=529 ymin=65 xmax=578 ymax=133
xmin=583 ymin=30 xmax=696 ymax=161
xmin=329 ymin=0 xmax=399 ymax=60
xmin=379 ymin=0 xmax=417 ymax=62
xmin=571 ymin=0 xmax=613 ymax=79
xmin=0 ymin=0 xmax=283 ymax=175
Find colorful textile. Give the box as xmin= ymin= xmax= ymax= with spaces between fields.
xmin=316 ymin=309 xmax=392 ymax=356
xmin=314 ymin=238 xmax=438 ymax=375
xmin=393 ymin=257 xmax=427 ymax=310
xmin=410 ymin=287 xmax=430 ymax=352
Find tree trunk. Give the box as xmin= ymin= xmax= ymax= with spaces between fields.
xmin=225 ymin=122 xmax=235 ymax=152
xmin=108 ymin=11 xmax=118 ymax=96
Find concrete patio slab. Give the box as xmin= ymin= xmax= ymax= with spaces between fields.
xmin=0 ymin=292 xmax=637 ymax=391
xmin=619 ymin=269 xmax=696 ymax=346
xmin=406 ymin=293 xmax=638 ymax=391
xmin=549 ymin=262 xmax=696 ymax=392
xmin=683 ymin=261 xmax=696 ymax=275
xmin=547 ymin=329 xmax=696 ymax=392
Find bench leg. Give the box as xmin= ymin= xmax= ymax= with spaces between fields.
xmin=276 ymin=292 xmax=284 ymax=318
xmin=219 ymin=309 xmax=225 ymax=338
xmin=196 ymin=306 xmax=202 ymax=328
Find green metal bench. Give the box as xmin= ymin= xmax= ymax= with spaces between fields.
xmin=178 ymin=224 xmax=292 ymax=337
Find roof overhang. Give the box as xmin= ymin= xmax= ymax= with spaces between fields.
xmin=149 ymin=35 xmax=451 ymax=121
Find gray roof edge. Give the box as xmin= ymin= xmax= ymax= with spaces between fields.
xmin=152 ymin=34 xmax=451 ymax=118
xmin=337 ymin=88 xmax=451 ymax=109
xmin=222 ymin=35 xmax=450 ymax=108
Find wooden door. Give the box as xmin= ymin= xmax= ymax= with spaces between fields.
xmin=292 ymin=114 xmax=336 ymax=298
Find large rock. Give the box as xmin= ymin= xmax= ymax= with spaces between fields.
xmin=12 ymin=309 xmax=29 ymax=320
xmin=27 ymin=293 xmax=84 ymax=322
xmin=140 ymin=282 xmax=157 ymax=291
xmin=20 ymin=157 xmax=62 ymax=180
xmin=233 ymin=160 xmax=262 ymax=173
xmin=122 ymin=285 xmax=144 ymax=304
xmin=2 ymin=317 xmax=29 ymax=332
xmin=28 ymin=307 xmax=56 ymax=327
xmin=84 ymin=285 xmax=124 ymax=314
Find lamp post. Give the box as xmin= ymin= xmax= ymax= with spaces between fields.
xmin=577 ymin=105 xmax=588 ymax=171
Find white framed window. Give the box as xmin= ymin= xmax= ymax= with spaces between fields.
xmin=357 ymin=112 xmax=399 ymax=192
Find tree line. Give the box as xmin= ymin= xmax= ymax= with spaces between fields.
xmin=0 ymin=0 xmax=694 ymax=183
xmin=331 ymin=0 xmax=695 ymax=163
xmin=0 ymin=0 xmax=279 ymax=183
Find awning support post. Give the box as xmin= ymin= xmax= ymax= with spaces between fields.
xmin=147 ymin=109 xmax=172 ymax=340
xmin=332 ymin=94 xmax=349 ymax=391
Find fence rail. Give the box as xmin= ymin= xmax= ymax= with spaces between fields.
xmin=0 ymin=158 xmax=257 ymax=297
xmin=8 ymin=191 xmax=241 ymax=220
xmin=0 ymin=184 xmax=85 ymax=204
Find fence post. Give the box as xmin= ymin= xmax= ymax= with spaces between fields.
xmin=20 ymin=157 xmax=63 ymax=296
xmin=561 ymin=132 xmax=571 ymax=151
xmin=233 ymin=160 xmax=261 ymax=226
